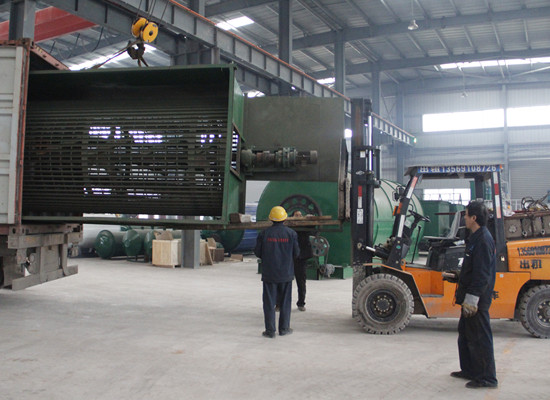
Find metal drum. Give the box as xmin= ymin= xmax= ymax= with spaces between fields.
xmin=94 ymin=230 xmax=125 ymax=259
xmin=257 ymin=180 xmax=424 ymax=266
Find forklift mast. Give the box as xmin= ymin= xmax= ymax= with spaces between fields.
xmin=350 ymin=99 xmax=381 ymax=289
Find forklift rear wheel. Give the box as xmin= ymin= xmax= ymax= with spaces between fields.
xmin=352 ymin=273 xmax=414 ymax=334
xmin=518 ymin=284 xmax=550 ymax=338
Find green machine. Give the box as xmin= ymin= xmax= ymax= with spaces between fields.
xmin=22 ymin=65 xmax=246 ymax=227
xmin=256 ymin=180 xmax=424 ymax=273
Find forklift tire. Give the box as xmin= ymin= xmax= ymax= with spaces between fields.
xmin=518 ymin=284 xmax=550 ymax=338
xmin=352 ymin=273 xmax=414 ymax=335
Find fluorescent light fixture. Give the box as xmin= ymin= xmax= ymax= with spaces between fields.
xmin=440 ymin=57 xmax=550 ymax=70
xmin=344 ymin=129 xmax=352 ymax=138
xmin=216 ymin=16 xmax=254 ymax=31
xmin=408 ymin=19 xmax=418 ymax=30
xmin=317 ymin=77 xmax=335 ymax=85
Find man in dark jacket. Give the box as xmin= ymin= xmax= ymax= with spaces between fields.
xmin=292 ymin=211 xmax=314 ymax=311
xmin=254 ymin=206 xmax=300 ymax=338
xmin=450 ymin=200 xmax=498 ymax=389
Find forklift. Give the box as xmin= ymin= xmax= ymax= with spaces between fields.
xmin=349 ymin=99 xmax=550 ymax=338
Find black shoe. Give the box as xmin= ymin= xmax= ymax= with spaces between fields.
xmin=279 ymin=328 xmax=293 ymax=336
xmin=450 ymin=371 xmax=472 ymax=380
xmin=297 ymin=306 xmax=306 ymax=311
xmin=465 ymin=380 xmax=498 ymax=389
xmin=262 ymin=331 xmax=276 ymax=338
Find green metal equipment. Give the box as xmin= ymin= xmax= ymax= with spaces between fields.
xmin=22 ymin=65 xmax=245 ymax=227
xmin=256 ymin=180 xmax=424 ymax=267
xmin=122 ymin=228 xmax=153 ymax=258
xmin=94 ymin=230 xmax=126 ymax=259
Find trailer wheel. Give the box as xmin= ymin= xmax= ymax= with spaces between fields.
xmin=519 ymin=284 xmax=550 ymax=338
xmin=352 ymin=273 xmax=414 ymax=334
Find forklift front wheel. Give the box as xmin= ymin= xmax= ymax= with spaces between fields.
xmin=352 ymin=273 xmax=414 ymax=335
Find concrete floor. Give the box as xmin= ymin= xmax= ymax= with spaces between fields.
xmin=1 ymin=256 xmax=549 ymax=400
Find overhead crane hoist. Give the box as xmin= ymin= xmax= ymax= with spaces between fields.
xmin=90 ymin=16 xmax=159 ymax=69
xmin=127 ymin=17 xmax=159 ymax=67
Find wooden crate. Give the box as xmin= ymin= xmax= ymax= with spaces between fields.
xmin=211 ymin=248 xmax=225 ymax=262
xmin=152 ymin=239 xmax=181 ymax=268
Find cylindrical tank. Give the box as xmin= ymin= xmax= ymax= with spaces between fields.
xmin=143 ymin=230 xmax=182 ymax=259
xmin=201 ymin=229 xmax=244 ymax=252
xmin=233 ymin=229 xmax=259 ymax=253
xmin=122 ymin=228 xmax=152 ymax=257
xmin=202 ymin=203 xmax=259 ymax=253
xmin=71 ymin=224 xmax=124 ymax=257
xmin=94 ymin=230 xmax=126 ymax=259
xmin=256 ymin=180 xmax=424 ymax=266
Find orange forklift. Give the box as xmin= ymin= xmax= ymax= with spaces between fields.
xmin=349 ymin=99 xmax=550 ymax=338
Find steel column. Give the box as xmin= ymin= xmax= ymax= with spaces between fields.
xmin=278 ymin=0 xmax=292 ymax=64
xmin=334 ymin=30 xmax=345 ymax=95
xmin=189 ymin=0 xmax=205 ymax=16
xmin=8 ymin=0 xmax=36 ymax=40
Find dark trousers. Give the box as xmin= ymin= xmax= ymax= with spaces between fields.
xmin=263 ymin=281 xmax=292 ymax=334
xmin=457 ymin=308 xmax=498 ymax=385
xmin=294 ymin=258 xmax=307 ymax=307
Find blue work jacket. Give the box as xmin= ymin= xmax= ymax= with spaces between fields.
xmin=456 ymin=226 xmax=496 ymax=310
xmin=254 ymin=222 xmax=300 ymax=283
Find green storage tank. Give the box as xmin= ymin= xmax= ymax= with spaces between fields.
xmin=256 ymin=180 xmax=424 ymax=266
xmin=122 ymin=228 xmax=152 ymax=257
xmin=94 ymin=230 xmax=126 ymax=259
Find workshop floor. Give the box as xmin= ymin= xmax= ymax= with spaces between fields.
xmin=1 ymin=256 xmax=549 ymax=400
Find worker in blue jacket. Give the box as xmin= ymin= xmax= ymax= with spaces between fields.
xmin=451 ymin=200 xmax=498 ymax=389
xmin=254 ymin=206 xmax=300 ymax=338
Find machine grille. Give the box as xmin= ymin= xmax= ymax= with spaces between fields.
xmin=23 ymin=98 xmax=228 ymax=216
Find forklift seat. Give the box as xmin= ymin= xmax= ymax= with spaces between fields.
xmin=425 ymin=211 xmax=466 ymax=271
xmin=423 ymin=210 xmax=466 ymax=246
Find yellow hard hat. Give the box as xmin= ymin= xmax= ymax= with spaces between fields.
xmin=269 ymin=206 xmax=288 ymax=222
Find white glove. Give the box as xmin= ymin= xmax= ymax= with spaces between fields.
xmin=462 ymin=293 xmax=479 ymax=318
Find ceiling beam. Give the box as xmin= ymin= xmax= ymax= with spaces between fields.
xmin=345 ymin=70 xmax=550 ymax=98
xmin=310 ymin=48 xmax=550 ymax=79
xmin=262 ymin=5 xmax=550 ymax=52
